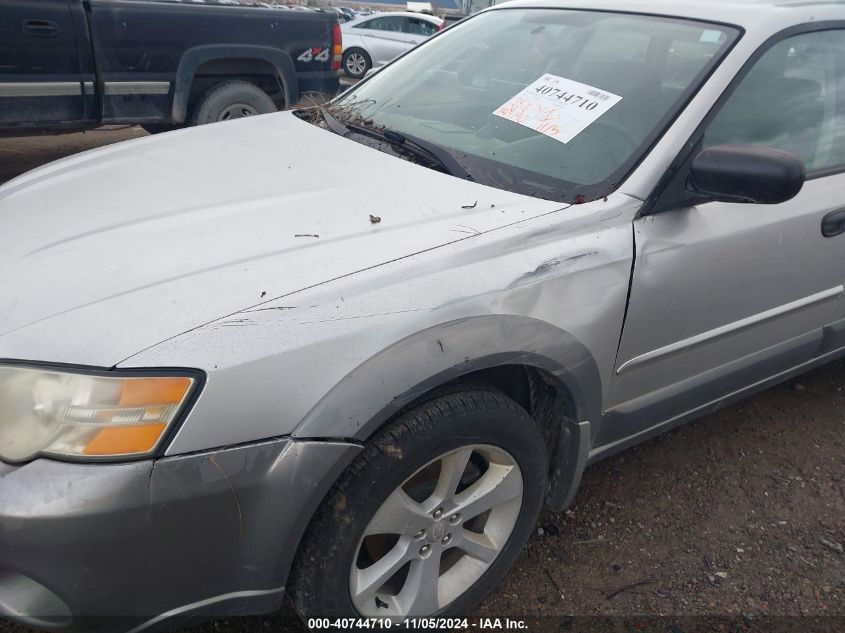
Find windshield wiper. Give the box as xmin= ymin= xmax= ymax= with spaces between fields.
xmin=318 ymin=108 xmax=472 ymax=181
xmin=367 ymin=126 xmax=473 ymax=182
xmin=319 ymin=108 xmax=351 ymax=137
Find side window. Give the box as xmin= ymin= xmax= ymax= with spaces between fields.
xmin=361 ymin=17 xmax=405 ymax=32
xmin=408 ymin=18 xmax=438 ymax=36
xmin=354 ymin=18 xmax=382 ymax=30
xmin=705 ymin=29 xmax=845 ymax=173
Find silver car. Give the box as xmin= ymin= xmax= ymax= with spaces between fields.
xmin=1 ymin=0 xmax=844 ymax=630
xmin=341 ymin=11 xmax=443 ymax=78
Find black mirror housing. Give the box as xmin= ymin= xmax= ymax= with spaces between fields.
xmin=688 ymin=144 xmax=805 ymax=204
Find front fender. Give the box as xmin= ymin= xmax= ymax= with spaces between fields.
xmin=292 ymin=314 xmax=603 ymax=442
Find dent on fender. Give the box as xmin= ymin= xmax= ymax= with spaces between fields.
xmin=286 ymin=203 xmax=637 ymax=445
xmin=126 ymin=194 xmax=637 ymax=456
xmin=290 ymin=315 xmax=604 ymax=442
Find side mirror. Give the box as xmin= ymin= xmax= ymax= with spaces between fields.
xmin=688 ymin=144 xmax=805 ymax=204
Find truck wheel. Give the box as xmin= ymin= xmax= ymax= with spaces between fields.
xmin=343 ymin=48 xmax=371 ymax=79
xmin=290 ymin=388 xmax=548 ymax=619
xmin=190 ymin=80 xmax=277 ymax=126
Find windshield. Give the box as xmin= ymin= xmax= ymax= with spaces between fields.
xmin=330 ymin=9 xmax=739 ymax=202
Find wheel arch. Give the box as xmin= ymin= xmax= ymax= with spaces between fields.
xmin=172 ymin=45 xmax=299 ymax=124
xmin=291 ymin=315 xmax=600 ymax=510
xmin=343 ymin=46 xmax=371 ymax=59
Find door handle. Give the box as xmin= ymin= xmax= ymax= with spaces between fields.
xmin=22 ymin=19 xmax=59 ymax=37
xmin=822 ymin=208 xmax=845 ymax=238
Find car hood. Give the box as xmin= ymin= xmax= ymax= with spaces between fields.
xmin=0 ymin=112 xmax=561 ymax=367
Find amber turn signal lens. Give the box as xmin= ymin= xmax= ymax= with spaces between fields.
xmin=84 ymin=423 xmax=167 ymax=456
xmin=80 ymin=376 xmax=195 ymax=456
xmin=119 ymin=377 xmax=194 ymax=407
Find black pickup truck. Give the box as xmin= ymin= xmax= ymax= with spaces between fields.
xmin=0 ymin=0 xmax=341 ymax=135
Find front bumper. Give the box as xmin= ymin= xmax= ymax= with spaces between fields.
xmin=0 ymin=438 xmax=360 ymax=632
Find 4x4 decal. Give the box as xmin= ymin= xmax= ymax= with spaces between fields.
xmin=297 ymin=47 xmax=330 ymax=63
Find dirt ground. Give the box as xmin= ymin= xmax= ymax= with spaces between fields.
xmin=0 ymin=131 xmax=842 ymax=633
xmin=0 ymin=127 xmax=148 ymax=185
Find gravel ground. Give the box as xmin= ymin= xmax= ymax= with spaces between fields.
xmin=0 ymin=130 xmax=842 ymax=633
xmin=485 ymin=359 xmax=844 ymax=620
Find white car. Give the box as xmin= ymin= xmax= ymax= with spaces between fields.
xmin=341 ymin=11 xmax=443 ymax=78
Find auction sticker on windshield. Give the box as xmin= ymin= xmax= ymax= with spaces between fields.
xmin=494 ymin=74 xmax=622 ymax=143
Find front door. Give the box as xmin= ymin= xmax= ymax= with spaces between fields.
xmin=603 ymin=27 xmax=845 ymax=448
xmin=0 ymin=0 xmax=84 ymax=126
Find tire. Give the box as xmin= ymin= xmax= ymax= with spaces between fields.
xmin=290 ymin=388 xmax=548 ymax=620
xmin=343 ymin=48 xmax=371 ymax=79
xmin=190 ymin=80 xmax=277 ymax=126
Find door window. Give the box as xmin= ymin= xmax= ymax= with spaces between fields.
xmin=358 ymin=16 xmax=406 ymax=32
xmin=704 ymin=29 xmax=845 ymax=173
xmin=408 ymin=18 xmax=438 ymax=36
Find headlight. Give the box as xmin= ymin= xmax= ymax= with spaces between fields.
xmin=0 ymin=365 xmax=201 ymax=463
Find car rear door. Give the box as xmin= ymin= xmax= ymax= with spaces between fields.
xmin=356 ymin=16 xmax=409 ymax=66
xmin=0 ymin=0 xmax=84 ymax=126
xmin=604 ymin=27 xmax=845 ymax=448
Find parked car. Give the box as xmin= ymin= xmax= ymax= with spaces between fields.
xmin=330 ymin=6 xmax=352 ymax=22
xmin=341 ymin=11 xmax=443 ymax=78
xmin=339 ymin=6 xmax=358 ymax=20
xmin=0 ymin=0 xmax=341 ymax=136
xmin=2 ymin=0 xmax=845 ymax=631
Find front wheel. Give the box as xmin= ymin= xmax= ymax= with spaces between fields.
xmin=290 ymin=388 xmax=548 ymax=619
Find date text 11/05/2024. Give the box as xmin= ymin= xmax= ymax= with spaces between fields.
xmin=307 ymin=618 xmax=529 ymax=630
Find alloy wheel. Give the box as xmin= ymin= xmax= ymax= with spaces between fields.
xmin=346 ymin=52 xmax=367 ymax=76
xmin=349 ymin=444 xmax=523 ymax=617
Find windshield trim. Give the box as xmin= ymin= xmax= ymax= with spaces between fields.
xmin=336 ymin=8 xmax=746 ymax=202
